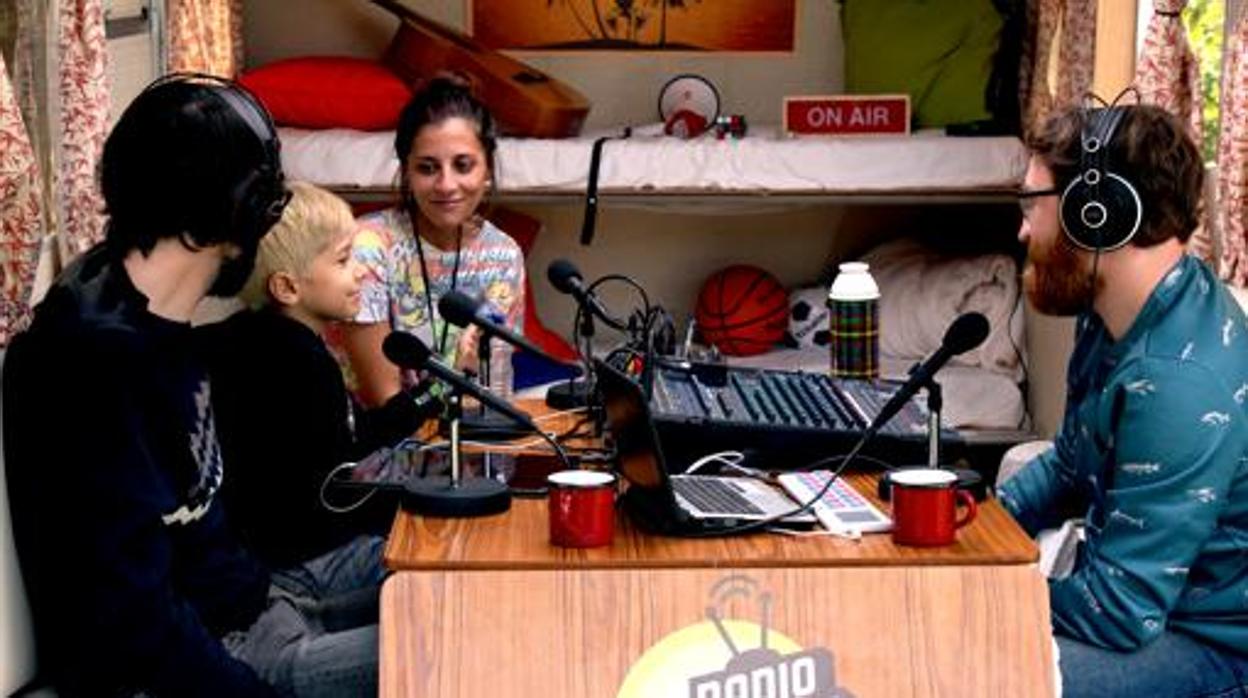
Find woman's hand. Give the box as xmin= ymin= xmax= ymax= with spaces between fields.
xmin=454 ymin=325 xmax=482 ymax=374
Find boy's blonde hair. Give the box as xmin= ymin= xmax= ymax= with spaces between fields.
xmin=239 ymin=181 xmax=355 ymax=308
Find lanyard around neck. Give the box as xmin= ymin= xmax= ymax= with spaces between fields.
xmin=413 ymin=221 xmax=464 ymax=356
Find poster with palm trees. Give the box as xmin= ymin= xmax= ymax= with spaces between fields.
xmin=469 ymin=0 xmax=796 ymax=52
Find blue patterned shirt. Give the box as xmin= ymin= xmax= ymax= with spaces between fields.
xmin=1000 ymin=254 xmax=1248 ymax=656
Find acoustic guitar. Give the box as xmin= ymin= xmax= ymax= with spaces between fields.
xmin=372 ymin=0 xmax=590 ymax=138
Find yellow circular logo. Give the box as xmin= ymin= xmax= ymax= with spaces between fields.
xmin=618 ymin=620 xmax=806 ymax=697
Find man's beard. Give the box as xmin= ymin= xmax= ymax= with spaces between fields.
xmin=207 ymin=241 xmax=258 ymax=298
xmin=1023 ymin=233 xmax=1100 ymax=316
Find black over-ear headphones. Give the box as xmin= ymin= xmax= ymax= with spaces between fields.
xmin=1058 ymin=105 xmax=1143 ymax=252
xmin=142 ymin=72 xmax=289 ymax=245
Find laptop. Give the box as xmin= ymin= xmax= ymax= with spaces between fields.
xmin=595 ymin=359 xmax=815 ymax=534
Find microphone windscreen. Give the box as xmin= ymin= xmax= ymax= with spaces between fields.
xmin=437 ymin=290 xmax=480 ymax=328
xmin=942 ymin=312 xmax=991 ymax=356
xmin=382 ymin=331 xmax=431 ymax=369
xmin=547 ymin=259 xmax=582 ymax=295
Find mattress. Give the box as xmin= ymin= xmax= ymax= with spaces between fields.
xmin=278 ymin=124 xmax=1028 ymax=198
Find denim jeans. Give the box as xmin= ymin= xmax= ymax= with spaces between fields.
xmin=1058 ymin=631 xmax=1248 ymax=698
xmin=224 ymin=535 xmax=387 ymax=698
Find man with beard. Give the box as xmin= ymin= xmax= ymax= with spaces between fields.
xmin=999 ymin=103 xmax=1248 ymax=697
xmin=4 ymin=76 xmax=380 ymax=697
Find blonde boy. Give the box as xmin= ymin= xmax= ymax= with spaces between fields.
xmin=203 ymin=180 xmax=425 ymax=571
xmin=239 ymin=181 xmax=363 ymax=332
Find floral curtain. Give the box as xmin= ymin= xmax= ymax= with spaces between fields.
xmin=1135 ymin=0 xmax=1211 ymax=260
xmin=1217 ymin=12 xmax=1248 ymax=285
xmin=1019 ymin=0 xmax=1098 ymax=139
xmin=56 ymin=0 xmax=109 ymax=256
xmin=0 ymin=52 xmax=44 ymax=344
xmin=167 ymin=0 xmax=244 ymax=77
xmin=1135 ymin=1 xmax=1204 ymax=139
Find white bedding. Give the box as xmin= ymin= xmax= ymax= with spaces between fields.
xmin=278 ymin=124 xmax=1027 ymax=195
xmin=862 ymin=238 xmax=1026 ymax=382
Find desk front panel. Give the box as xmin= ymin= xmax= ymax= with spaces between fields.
xmin=380 ymin=565 xmax=1054 ymax=697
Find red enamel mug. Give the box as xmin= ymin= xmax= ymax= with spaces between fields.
xmin=547 ymin=470 xmax=616 ymax=548
xmin=889 ymin=468 xmax=977 ymax=547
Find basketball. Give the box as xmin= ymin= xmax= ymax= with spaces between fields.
xmin=695 ymin=265 xmax=789 ymax=356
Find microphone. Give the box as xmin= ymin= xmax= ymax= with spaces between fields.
xmin=547 ymin=259 xmax=627 ymax=330
xmin=866 ymin=312 xmax=990 ymax=436
xmin=437 ymin=291 xmax=563 ymax=363
xmin=381 ymin=331 xmax=537 ymax=432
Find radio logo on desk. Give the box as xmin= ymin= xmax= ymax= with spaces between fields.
xmin=617 ymin=575 xmax=855 ymax=698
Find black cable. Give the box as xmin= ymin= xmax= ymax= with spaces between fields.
xmin=586 ymin=274 xmax=652 ymax=319
xmin=580 ymin=127 xmax=632 ymax=246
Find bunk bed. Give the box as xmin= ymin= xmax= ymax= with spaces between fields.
xmin=277 ymin=123 xmax=1031 ymax=433
xmin=278 ymin=123 xmax=1028 ymax=204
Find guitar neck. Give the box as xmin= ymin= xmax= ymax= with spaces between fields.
xmin=372 ymin=0 xmax=487 ymax=55
xmin=370 ymin=0 xmax=590 ymax=137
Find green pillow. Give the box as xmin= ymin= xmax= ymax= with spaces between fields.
xmin=842 ymin=0 xmax=1005 ymax=129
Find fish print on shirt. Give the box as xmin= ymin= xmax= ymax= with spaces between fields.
xmin=1224 ymin=318 xmax=1236 ymax=347
xmin=1187 ymin=487 xmax=1217 ymax=504
xmin=1080 ymin=581 xmax=1105 ymax=614
xmin=1233 ymin=383 xmax=1248 ymax=404
xmin=1109 ymin=509 xmax=1146 ymax=529
xmin=1181 ymin=342 xmax=1196 ymax=361
xmin=1124 ymin=379 xmax=1156 ymax=395
xmin=1163 ymin=267 xmax=1184 ymax=287
xmin=1120 ymin=462 xmax=1162 ymax=476
xmin=1202 ymin=411 xmax=1232 ymax=427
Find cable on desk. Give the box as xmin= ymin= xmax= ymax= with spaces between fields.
xmin=318 ymin=439 xmax=448 ymax=513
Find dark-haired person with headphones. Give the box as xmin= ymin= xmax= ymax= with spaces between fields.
xmin=1000 ymin=103 xmax=1248 ymax=697
xmin=3 ymin=76 xmax=376 ymax=697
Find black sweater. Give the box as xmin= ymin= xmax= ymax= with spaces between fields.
xmin=200 ymin=310 xmax=425 ymax=568
xmin=3 ymin=245 xmax=276 ymax=697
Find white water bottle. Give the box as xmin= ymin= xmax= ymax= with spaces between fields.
xmin=828 ymin=261 xmax=880 ymax=379
xmin=488 ymin=341 xmax=513 ymax=401
xmin=485 ymin=332 xmax=516 ymax=484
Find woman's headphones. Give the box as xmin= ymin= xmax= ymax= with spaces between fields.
xmin=1058 ymin=104 xmax=1143 ymax=252
xmin=141 ymin=72 xmax=288 ymax=245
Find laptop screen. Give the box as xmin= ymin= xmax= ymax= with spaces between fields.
xmin=595 ymin=359 xmax=667 ymax=490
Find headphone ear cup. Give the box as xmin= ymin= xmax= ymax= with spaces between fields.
xmin=1059 ymin=171 xmax=1142 ymax=252
xmin=229 ymin=166 xmax=285 ymax=244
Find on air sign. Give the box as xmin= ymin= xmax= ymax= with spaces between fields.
xmin=783 ymin=95 xmax=910 ymax=136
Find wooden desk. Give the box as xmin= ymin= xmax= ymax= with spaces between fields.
xmin=384 ymin=473 xmax=1036 ymax=571
xmin=382 ymin=402 xmax=1054 ymax=697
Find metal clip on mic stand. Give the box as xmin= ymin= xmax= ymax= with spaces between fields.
xmin=925 ymin=378 xmax=943 ymax=468
xmin=405 ymin=387 xmax=512 ymax=518
xmin=458 ymin=333 xmax=527 ymax=442
xmin=877 ymin=370 xmax=985 ymax=502
xmin=545 ymin=307 xmax=599 ymax=411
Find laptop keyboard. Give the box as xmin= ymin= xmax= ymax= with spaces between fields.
xmin=672 ymin=477 xmax=764 ymax=515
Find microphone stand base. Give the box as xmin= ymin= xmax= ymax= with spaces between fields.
xmin=545 ymin=378 xmax=596 ymax=410
xmin=402 ymin=476 xmax=512 ymax=517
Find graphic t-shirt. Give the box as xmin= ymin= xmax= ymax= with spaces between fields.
xmin=353 ymin=208 xmax=526 ymax=370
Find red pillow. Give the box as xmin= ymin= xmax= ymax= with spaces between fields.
xmin=239 ymin=57 xmax=412 ymax=131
